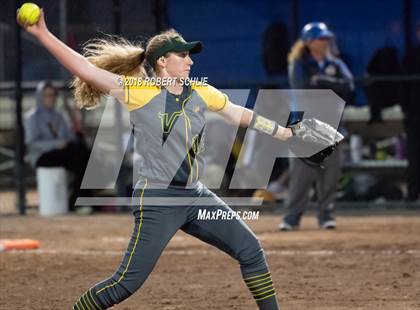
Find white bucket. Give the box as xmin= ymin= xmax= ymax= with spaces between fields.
xmin=36 ymin=167 xmax=68 ymax=216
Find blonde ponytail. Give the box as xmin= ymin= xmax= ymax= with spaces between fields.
xmin=71 ymin=36 xmax=146 ymax=109
xmin=72 ymin=29 xmax=186 ymax=109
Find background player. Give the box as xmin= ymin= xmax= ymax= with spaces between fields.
xmin=279 ymin=22 xmax=354 ymax=231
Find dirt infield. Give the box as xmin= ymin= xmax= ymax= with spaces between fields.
xmin=1 ymin=212 xmax=419 ymax=310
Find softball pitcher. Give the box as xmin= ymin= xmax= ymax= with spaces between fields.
xmin=18 ymin=9 xmax=340 ymax=310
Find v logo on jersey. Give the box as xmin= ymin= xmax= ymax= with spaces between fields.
xmin=158 ymin=111 xmax=183 ymax=133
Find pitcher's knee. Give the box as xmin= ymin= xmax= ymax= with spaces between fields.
xmin=95 ymin=281 xmax=134 ymax=308
xmin=237 ymin=238 xmax=268 ymax=273
xmin=76 ymin=276 xmax=136 ymax=309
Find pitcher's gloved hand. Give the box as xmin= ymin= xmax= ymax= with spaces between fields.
xmin=288 ymin=118 xmax=344 ymax=168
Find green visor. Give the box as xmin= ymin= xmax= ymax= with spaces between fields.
xmin=147 ymin=36 xmax=202 ymax=65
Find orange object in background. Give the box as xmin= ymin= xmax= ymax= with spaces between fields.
xmin=0 ymin=239 xmax=40 ymax=252
xmin=252 ymin=189 xmax=276 ymax=203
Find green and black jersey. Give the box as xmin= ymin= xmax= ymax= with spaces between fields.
xmin=122 ymin=77 xmax=229 ymax=188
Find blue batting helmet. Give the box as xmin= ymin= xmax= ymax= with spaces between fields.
xmin=301 ymin=22 xmax=333 ymax=41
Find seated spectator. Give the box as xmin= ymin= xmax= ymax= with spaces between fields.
xmin=364 ymin=46 xmax=401 ymax=123
xmin=24 ymin=81 xmax=91 ymax=211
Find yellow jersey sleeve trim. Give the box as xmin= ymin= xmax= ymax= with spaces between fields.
xmin=122 ymin=75 xmax=161 ymax=112
xmin=212 ymin=93 xmax=228 ymax=112
xmin=193 ymin=84 xmax=230 ymax=112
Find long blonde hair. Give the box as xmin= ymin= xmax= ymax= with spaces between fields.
xmin=72 ymin=29 xmax=183 ymax=109
xmin=287 ymin=39 xmax=309 ymax=64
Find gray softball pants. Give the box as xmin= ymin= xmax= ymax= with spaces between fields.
xmin=72 ymin=180 xmax=279 ymax=310
xmin=284 ymin=149 xmax=341 ymax=226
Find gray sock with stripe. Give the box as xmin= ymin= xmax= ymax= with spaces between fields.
xmin=243 ymin=270 xmax=279 ymax=310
